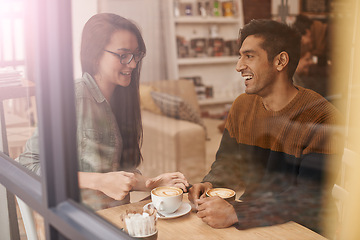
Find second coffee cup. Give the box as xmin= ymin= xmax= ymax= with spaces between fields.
xmin=151 ymin=186 xmax=183 ymax=214
xmin=205 ymin=188 xmax=236 ymax=202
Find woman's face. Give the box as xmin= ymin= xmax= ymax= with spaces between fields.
xmin=97 ymin=29 xmax=139 ymax=88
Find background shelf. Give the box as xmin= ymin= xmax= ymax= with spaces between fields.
xmin=175 ymin=16 xmax=240 ymax=24
xmin=177 ymin=56 xmax=239 ymax=66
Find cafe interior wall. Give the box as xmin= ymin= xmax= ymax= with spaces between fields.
xmin=71 ymin=0 xmax=301 ymax=83
xmin=71 ymin=0 xmax=97 ymax=79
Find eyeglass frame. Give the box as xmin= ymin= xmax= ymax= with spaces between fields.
xmin=103 ymin=50 xmax=145 ymax=65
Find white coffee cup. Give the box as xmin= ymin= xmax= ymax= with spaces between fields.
xmin=151 ymin=186 xmax=183 ymax=214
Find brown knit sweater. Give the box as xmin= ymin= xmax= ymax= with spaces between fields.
xmin=226 ymin=86 xmax=342 ymax=158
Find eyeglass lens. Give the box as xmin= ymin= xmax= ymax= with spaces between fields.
xmin=104 ymin=50 xmax=144 ymax=65
xmin=121 ymin=52 xmax=144 ymax=64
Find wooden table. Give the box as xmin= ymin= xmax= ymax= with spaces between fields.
xmin=0 ymin=80 xmax=35 ymax=101
xmin=0 ymin=80 xmax=35 ymax=154
xmin=97 ymin=194 xmax=327 ymax=240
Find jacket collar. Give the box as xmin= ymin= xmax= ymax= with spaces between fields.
xmin=82 ymin=72 xmax=106 ymax=103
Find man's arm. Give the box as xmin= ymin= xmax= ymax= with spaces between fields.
xmin=229 ymin=151 xmax=342 ymax=236
xmin=202 ymin=129 xmax=245 ymax=192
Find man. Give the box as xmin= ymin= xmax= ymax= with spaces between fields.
xmin=293 ymin=15 xmax=330 ymax=98
xmin=293 ymin=44 xmax=327 ymax=97
xmin=293 ymin=14 xmax=328 ymax=65
xmin=189 ymin=19 xmax=343 ymax=237
xmin=293 ymin=43 xmax=314 ymax=88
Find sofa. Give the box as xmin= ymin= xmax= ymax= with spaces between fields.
xmin=139 ymin=79 xmax=217 ymax=183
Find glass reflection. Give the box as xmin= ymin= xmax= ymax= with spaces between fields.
xmin=74 ymin=2 xmax=343 ymax=240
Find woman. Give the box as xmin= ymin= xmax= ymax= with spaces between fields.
xmin=18 ymin=13 xmax=189 ymax=210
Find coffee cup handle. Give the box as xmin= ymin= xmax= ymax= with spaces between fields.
xmin=153 ymin=201 xmax=164 ymax=211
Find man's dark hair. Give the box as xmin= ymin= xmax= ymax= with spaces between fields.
xmin=293 ymin=14 xmax=313 ymax=35
xmin=238 ymin=19 xmax=301 ymax=79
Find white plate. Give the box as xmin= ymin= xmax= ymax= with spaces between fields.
xmin=143 ymin=202 xmax=191 ymax=219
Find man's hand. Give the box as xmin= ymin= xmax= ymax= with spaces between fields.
xmin=196 ymin=196 xmax=238 ymax=228
xmin=188 ymin=182 xmax=213 ymax=206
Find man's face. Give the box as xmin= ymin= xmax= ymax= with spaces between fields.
xmin=236 ymin=35 xmax=277 ymax=96
xmin=296 ymin=51 xmax=313 ymax=76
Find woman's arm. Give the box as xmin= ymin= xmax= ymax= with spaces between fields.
xmin=78 ymin=170 xmax=189 ymax=201
xmin=17 ymin=128 xmax=41 ymax=176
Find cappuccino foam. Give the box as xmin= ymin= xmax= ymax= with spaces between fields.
xmin=152 ymin=187 xmax=182 ymax=197
xmin=207 ymin=188 xmax=235 ymax=199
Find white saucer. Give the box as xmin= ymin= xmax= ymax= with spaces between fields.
xmin=143 ymin=202 xmax=191 ymax=219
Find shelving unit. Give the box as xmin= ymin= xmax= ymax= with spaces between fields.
xmin=175 ymin=16 xmax=240 ymax=24
xmin=177 ymin=56 xmax=239 ymax=65
xmin=163 ymin=0 xmax=245 ymax=113
xmin=299 ymin=0 xmax=330 ymax=20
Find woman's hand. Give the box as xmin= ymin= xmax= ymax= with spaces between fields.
xmin=145 ymin=172 xmax=189 ymax=192
xmin=98 ymin=171 xmax=138 ymax=200
xmin=79 ymin=171 xmax=138 ymax=200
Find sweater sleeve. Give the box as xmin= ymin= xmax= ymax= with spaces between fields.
xmin=202 ymin=129 xmax=246 ymax=192
xmin=229 ymin=149 xmax=342 ymax=237
xmin=230 ymin=153 xmax=338 ymax=236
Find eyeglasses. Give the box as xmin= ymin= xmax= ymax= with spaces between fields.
xmin=104 ymin=50 xmax=145 ymax=65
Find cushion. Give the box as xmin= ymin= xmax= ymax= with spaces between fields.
xmin=150 ymin=91 xmax=207 ymax=134
xmin=148 ymin=80 xmax=201 ymax=114
xmin=139 ymin=84 xmax=162 ymax=115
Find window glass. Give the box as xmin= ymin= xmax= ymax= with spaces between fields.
xmin=0 ymin=0 xmax=42 ymax=239
xmin=0 ymin=0 xmax=38 ymax=170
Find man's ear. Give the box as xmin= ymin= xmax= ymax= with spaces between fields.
xmin=274 ymin=51 xmax=289 ymax=71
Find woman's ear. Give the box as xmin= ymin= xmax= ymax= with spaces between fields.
xmin=274 ymin=51 xmax=289 ymax=71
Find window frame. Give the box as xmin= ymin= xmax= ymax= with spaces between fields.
xmin=0 ymin=0 xmax=133 ymax=239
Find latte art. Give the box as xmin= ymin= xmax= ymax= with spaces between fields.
xmin=206 ymin=188 xmax=235 ymax=199
xmin=152 ymin=187 xmax=182 ymax=197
